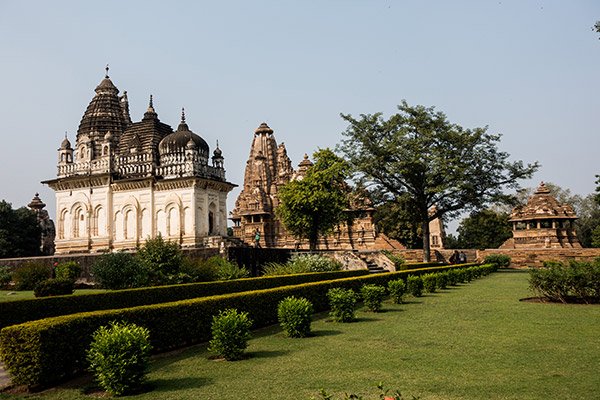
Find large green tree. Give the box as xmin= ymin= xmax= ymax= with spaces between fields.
xmin=453 ymin=209 xmax=512 ymax=249
xmin=373 ymin=193 xmax=422 ymax=249
xmin=276 ymin=148 xmax=351 ymax=250
xmin=338 ymin=101 xmax=538 ymax=261
xmin=0 ymin=200 xmax=41 ymax=258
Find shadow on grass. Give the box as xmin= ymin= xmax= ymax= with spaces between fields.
xmin=149 ymin=376 xmax=213 ymax=393
xmin=246 ymin=349 xmax=290 ymax=359
xmin=312 ymin=329 xmax=342 ymax=337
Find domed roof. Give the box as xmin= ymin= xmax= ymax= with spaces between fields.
xmin=60 ymin=134 xmax=72 ymax=150
xmin=255 ymin=122 xmax=273 ymax=135
xmin=158 ymin=109 xmax=209 ymax=156
xmin=509 ymin=182 xmax=578 ymax=221
xmin=213 ymin=141 xmax=222 ymax=157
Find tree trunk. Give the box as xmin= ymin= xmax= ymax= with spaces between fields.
xmin=422 ymin=219 xmax=431 ymax=262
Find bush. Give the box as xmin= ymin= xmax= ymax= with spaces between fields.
xmin=327 ymin=287 xmax=357 ymax=322
xmin=447 ymin=269 xmax=461 ymax=286
xmin=277 ymin=296 xmax=314 ymax=338
xmin=208 ymin=308 xmax=253 ymax=360
xmin=263 ymin=254 xmax=342 ymax=276
xmin=387 ymin=279 xmax=406 ymax=304
xmin=179 ymin=257 xmax=218 ymax=283
xmin=33 ymin=278 xmax=74 ymax=297
xmin=360 ymin=284 xmax=386 ymax=312
xmin=435 ymin=272 xmax=448 ymax=290
xmin=0 ymin=266 xmax=11 ymax=288
xmin=529 ymin=260 xmax=600 ymax=304
xmin=407 ymin=275 xmax=423 ymax=297
xmin=484 ymin=254 xmax=511 ymax=268
xmin=212 ymin=257 xmax=250 ymax=280
xmin=54 ymin=261 xmax=81 ymax=282
xmin=422 ymin=273 xmax=437 ymax=293
xmin=86 ymin=321 xmax=152 ymax=396
xmin=92 ymin=252 xmax=150 ymax=290
xmin=12 ymin=262 xmax=51 ymax=291
xmin=136 ymin=235 xmax=184 ymax=284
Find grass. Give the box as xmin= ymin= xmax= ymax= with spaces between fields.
xmin=0 ymin=289 xmax=107 ymax=302
xmin=1 ymin=270 xmax=599 ymax=399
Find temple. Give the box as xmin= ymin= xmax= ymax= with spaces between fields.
xmin=501 ymin=182 xmax=581 ymax=249
xmin=43 ymin=69 xmax=236 ymax=254
xmin=230 ymin=123 xmax=405 ymax=250
xmin=27 ymin=193 xmax=56 ymax=255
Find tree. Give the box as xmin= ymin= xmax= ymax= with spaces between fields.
xmin=276 ymin=148 xmax=351 ymax=250
xmin=0 ymin=200 xmax=41 ymax=258
xmin=373 ymin=194 xmax=422 ymax=249
xmin=453 ymin=209 xmax=512 ymax=249
xmin=339 ymin=100 xmax=538 ymax=261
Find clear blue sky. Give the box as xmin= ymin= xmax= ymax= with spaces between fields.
xmin=0 ymin=0 xmax=598 ymax=231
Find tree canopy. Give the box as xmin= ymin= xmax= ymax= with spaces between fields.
xmin=0 ymin=200 xmax=41 ymax=258
xmin=450 ymin=209 xmax=512 ymax=250
xmin=338 ymin=100 xmax=538 ymax=261
xmin=276 ymin=148 xmax=351 ymax=250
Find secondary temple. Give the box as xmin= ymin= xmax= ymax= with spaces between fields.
xmin=501 ymin=182 xmax=581 ymax=249
xmin=43 ymin=69 xmax=236 ymax=254
xmin=230 ymin=123 xmax=404 ymax=250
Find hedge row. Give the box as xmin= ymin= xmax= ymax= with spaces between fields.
xmin=0 ymin=263 xmax=491 ymax=388
xmin=0 ymin=269 xmax=369 ymax=329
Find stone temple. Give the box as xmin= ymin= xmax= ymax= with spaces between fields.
xmin=230 ymin=123 xmax=405 ymax=250
xmin=43 ymin=69 xmax=235 ymax=254
xmin=501 ymin=182 xmax=581 ymax=249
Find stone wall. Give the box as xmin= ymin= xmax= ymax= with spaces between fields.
xmin=476 ymin=248 xmax=600 ymax=268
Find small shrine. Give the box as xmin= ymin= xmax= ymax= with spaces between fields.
xmin=500 ymin=182 xmax=581 ymax=249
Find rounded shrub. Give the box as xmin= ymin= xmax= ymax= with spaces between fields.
xmin=92 ymin=252 xmax=150 ymax=290
xmin=12 ymin=261 xmax=51 ymax=290
xmin=435 ymin=272 xmax=448 ymax=290
xmin=179 ymin=257 xmax=218 ymax=282
xmin=327 ymin=287 xmax=357 ymax=322
xmin=54 ymin=261 xmax=81 ymax=282
xmin=407 ymin=275 xmax=424 ymax=297
xmin=210 ymin=257 xmax=250 ymax=280
xmin=208 ymin=308 xmax=253 ymax=360
xmin=447 ymin=269 xmax=461 ymax=286
xmin=277 ymin=296 xmax=314 ymax=338
xmin=387 ymin=279 xmax=406 ymax=304
xmin=484 ymin=254 xmax=511 ymax=268
xmin=33 ymin=278 xmax=74 ymax=297
xmin=360 ymin=284 xmax=386 ymax=312
xmin=136 ymin=235 xmax=184 ymax=284
xmin=86 ymin=321 xmax=152 ymax=396
xmin=422 ymin=273 xmax=437 ymax=293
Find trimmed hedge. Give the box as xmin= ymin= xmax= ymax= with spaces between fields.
xmin=0 ymin=264 xmax=492 ymax=388
xmin=0 ymin=269 xmax=368 ymax=330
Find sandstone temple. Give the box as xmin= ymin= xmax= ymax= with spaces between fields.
xmin=501 ymin=182 xmax=581 ymax=249
xmin=43 ymin=68 xmax=235 ymax=254
xmin=230 ymin=123 xmax=407 ymax=250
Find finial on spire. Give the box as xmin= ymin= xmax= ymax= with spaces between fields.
xmin=64 ymin=131 xmax=68 ymax=139
xmin=149 ymin=94 xmax=153 ymax=108
xmin=216 ymin=140 xmax=219 ymax=148
xmin=105 ymin=64 xmax=109 ymax=78
xmin=181 ymin=107 xmax=186 ymax=123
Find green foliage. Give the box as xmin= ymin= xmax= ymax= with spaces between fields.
xmin=179 ymin=257 xmax=218 ymax=282
xmin=277 ymin=148 xmax=351 ymax=250
xmin=381 ymin=250 xmax=406 ymax=269
xmin=435 ymin=272 xmax=448 ymax=290
xmin=0 ymin=265 xmax=467 ymax=387
xmin=0 ymin=269 xmax=369 ymax=330
xmin=92 ymin=252 xmax=149 ymax=290
xmin=453 ymin=209 xmax=512 ymax=249
xmin=529 ymin=260 xmax=600 ymax=304
xmin=263 ymin=254 xmax=342 ymax=276
xmin=12 ymin=261 xmax=51 ymax=290
xmin=0 ymin=266 xmax=12 ymax=288
xmin=387 ymin=279 xmax=406 ymax=304
xmin=0 ymin=200 xmax=42 ymax=258
xmin=208 ymin=309 xmax=253 ymax=360
xmin=374 ymin=196 xmax=423 ymax=249
xmin=360 ymin=284 xmax=386 ymax=312
xmin=483 ymin=254 xmax=511 ymax=268
xmin=54 ymin=261 xmax=81 ymax=282
xmin=211 ymin=257 xmax=250 ymax=280
xmin=277 ymin=296 xmax=314 ymax=338
xmin=86 ymin=321 xmax=152 ymax=396
xmin=407 ymin=275 xmax=424 ymax=297
xmin=136 ymin=235 xmax=184 ymax=284
xmin=422 ymin=273 xmax=437 ymax=293
xmin=339 ymin=100 xmax=538 ymax=261
xmin=327 ymin=287 xmax=357 ymax=322
xmin=33 ymin=278 xmax=74 ymax=297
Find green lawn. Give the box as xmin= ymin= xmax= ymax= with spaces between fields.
xmin=2 ymin=271 xmax=599 ymax=399
xmin=0 ymin=289 xmax=106 ymax=302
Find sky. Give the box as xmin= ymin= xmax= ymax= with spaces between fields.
xmin=0 ymin=0 xmax=598 ymax=232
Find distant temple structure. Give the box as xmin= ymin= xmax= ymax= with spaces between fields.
xmin=27 ymin=193 xmax=55 ymax=255
xmin=43 ymin=68 xmax=235 ymax=254
xmin=501 ymin=182 xmax=581 ymax=249
xmin=230 ymin=123 xmax=405 ymax=250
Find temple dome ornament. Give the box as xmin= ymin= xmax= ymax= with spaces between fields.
xmin=158 ymin=108 xmax=209 ymax=158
